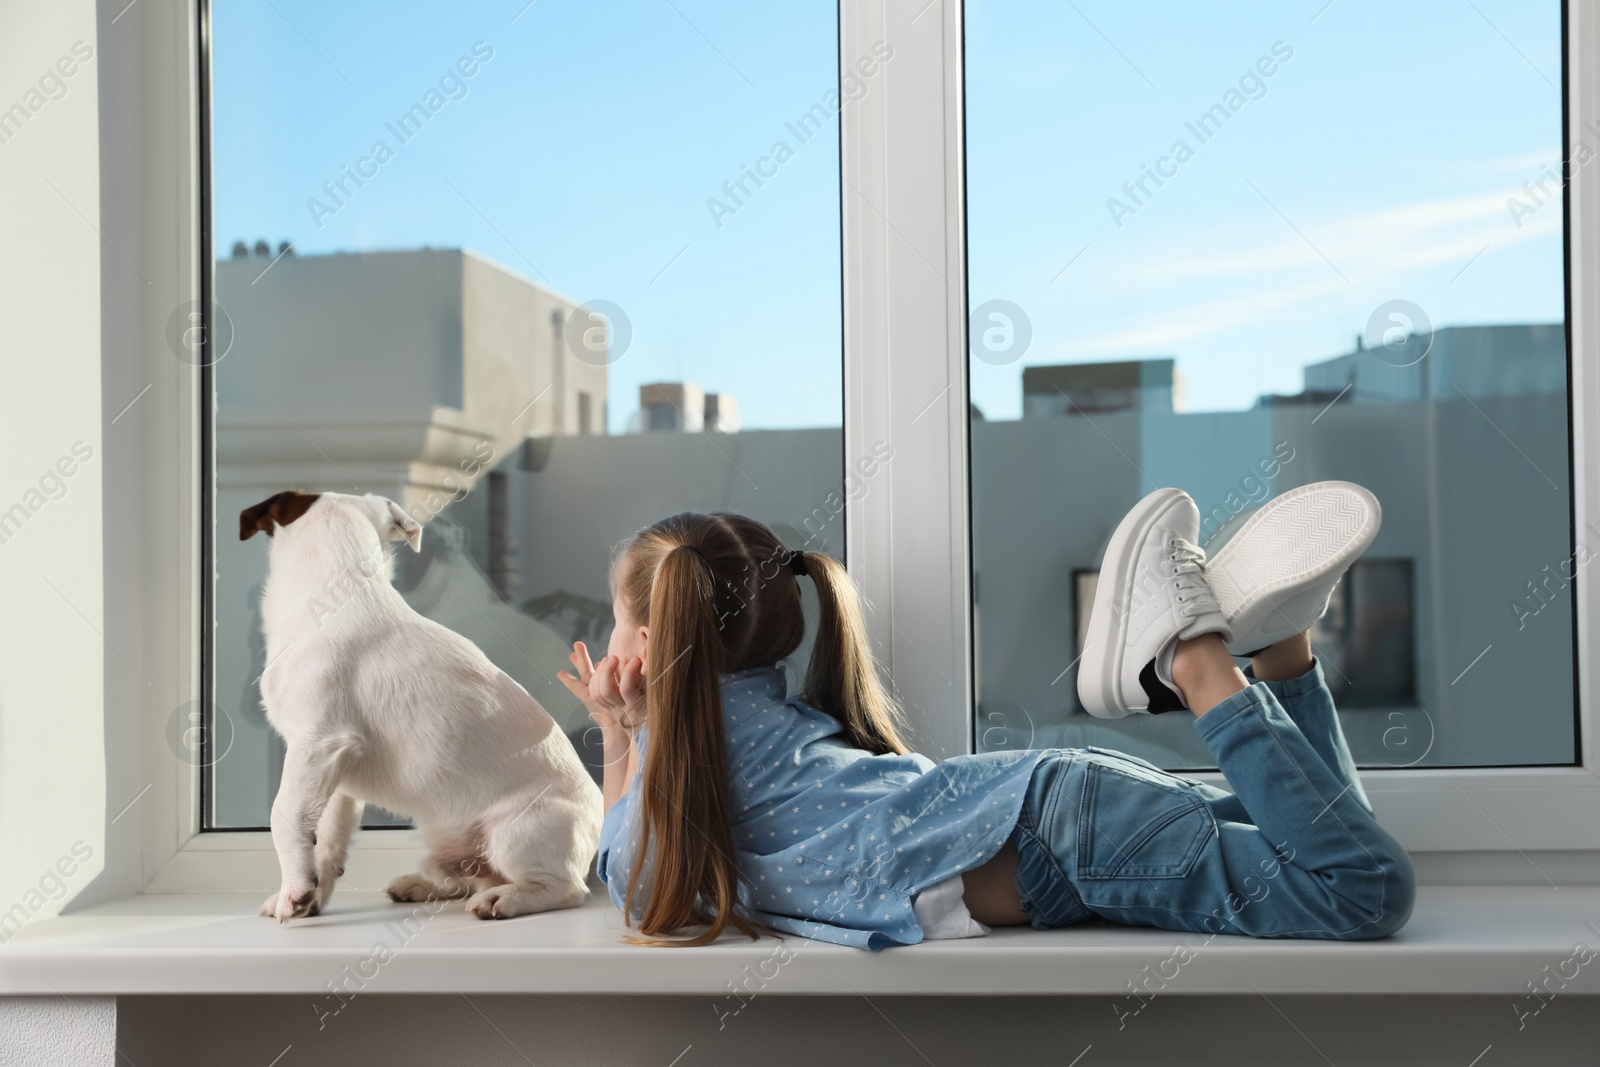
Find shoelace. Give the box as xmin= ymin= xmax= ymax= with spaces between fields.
xmin=1168 ymin=538 xmax=1222 ymax=620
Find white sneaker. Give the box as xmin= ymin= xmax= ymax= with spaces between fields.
xmin=1205 ymin=481 xmax=1382 ymax=657
xmin=1078 ymin=488 xmax=1232 ymax=718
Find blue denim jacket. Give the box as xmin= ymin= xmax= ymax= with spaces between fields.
xmin=596 ymin=664 xmax=1051 ymax=949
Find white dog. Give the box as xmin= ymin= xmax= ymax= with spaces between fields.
xmin=241 ymin=490 xmax=603 ymax=922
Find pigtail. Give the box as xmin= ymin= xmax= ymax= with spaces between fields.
xmin=800 ymin=551 xmax=912 ymax=756
xmin=624 ymin=544 xmax=762 ymax=946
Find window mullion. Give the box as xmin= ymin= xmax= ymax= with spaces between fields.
xmin=840 ymin=0 xmax=973 ymax=759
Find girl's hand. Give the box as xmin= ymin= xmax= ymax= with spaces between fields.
xmin=558 ymin=641 xmax=612 ymax=726
xmin=591 ymin=651 xmax=648 ymax=733
xmin=560 ymin=643 xmax=643 ymax=809
xmin=558 ymin=642 xmax=647 ymax=732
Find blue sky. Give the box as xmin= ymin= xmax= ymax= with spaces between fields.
xmin=212 ymin=0 xmax=846 ymax=433
xmin=965 ymin=0 xmax=1566 ymax=417
xmin=213 ymin=0 xmax=1565 ymax=428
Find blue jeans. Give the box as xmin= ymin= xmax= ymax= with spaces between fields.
xmin=1010 ymin=660 xmax=1416 ymax=939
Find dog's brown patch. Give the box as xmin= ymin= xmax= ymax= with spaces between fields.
xmin=432 ymin=836 xmax=509 ymax=887
xmin=239 ymin=491 xmax=321 ymax=540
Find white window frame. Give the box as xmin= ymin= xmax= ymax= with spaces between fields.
xmin=839 ymin=0 xmax=1600 ymax=859
xmin=79 ymin=0 xmax=1600 ymax=898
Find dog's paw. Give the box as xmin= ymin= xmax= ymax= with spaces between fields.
xmin=466 ymin=883 xmax=580 ymax=920
xmin=467 ymin=884 xmax=517 ymax=920
xmin=386 ymin=874 xmax=447 ymax=903
xmin=265 ymin=883 xmax=321 ymax=922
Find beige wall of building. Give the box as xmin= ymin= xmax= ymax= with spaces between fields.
xmin=216 ymin=247 xmax=605 ymax=512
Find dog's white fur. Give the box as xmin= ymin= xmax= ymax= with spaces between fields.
xmin=250 ymin=492 xmax=603 ymax=921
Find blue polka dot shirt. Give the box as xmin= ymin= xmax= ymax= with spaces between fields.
xmin=596 ymin=664 xmax=1051 ymax=950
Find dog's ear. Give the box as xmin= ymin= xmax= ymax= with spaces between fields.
xmin=239 ymin=491 xmax=320 ymax=541
xmin=385 ymin=499 xmax=423 ymax=552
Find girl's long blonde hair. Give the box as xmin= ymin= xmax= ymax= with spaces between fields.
xmin=614 ymin=511 xmax=910 ymax=946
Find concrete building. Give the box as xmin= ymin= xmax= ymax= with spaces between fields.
xmin=1022 ymin=358 xmax=1186 ymax=418
xmin=704 ymin=391 xmax=741 ymax=432
xmin=1299 ymin=323 xmax=1567 ymax=404
xmin=211 ymin=247 xmax=609 ymax=826
xmin=639 ymin=381 xmax=704 ymax=432
xmin=639 ymin=381 xmax=741 ymax=432
xmin=216 ymin=247 xmax=606 ymax=495
xmin=210 ymin=294 xmax=1576 ymax=824
xmin=973 ymin=325 xmax=1572 ymax=770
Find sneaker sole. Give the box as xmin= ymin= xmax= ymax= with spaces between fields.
xmin=1206 ymin=481 xmax=1381 ymax=656
xmin=1078 ymin=487 xmax=1191 ymax=719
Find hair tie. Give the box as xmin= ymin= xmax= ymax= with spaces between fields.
xmin=787 ymin=552 xmax=809 ymax=578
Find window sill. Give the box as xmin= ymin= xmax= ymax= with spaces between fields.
xmin=3 ymin=886 xmax=1597 ymax=997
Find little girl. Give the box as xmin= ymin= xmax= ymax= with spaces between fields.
xmin=557 ymin=484 xmax=1416 ymax=949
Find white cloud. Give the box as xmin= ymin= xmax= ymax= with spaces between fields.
xmin=1052 ymin=189 xmax=1562 ymax=358
xmin=1469 ymin=151 xmax=1564 ymax=175
xmin=1130 ymin=191 xmax=1557 ymax=283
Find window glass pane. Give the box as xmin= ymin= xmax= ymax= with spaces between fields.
xmin=209 ymin=1 xmax=844 ymax=827
xmin=966 ymin=0 xmax=1571 ymax=768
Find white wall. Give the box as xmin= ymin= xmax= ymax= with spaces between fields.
xmin=0 ymin=0 xmax=106 ymax=934
xmin=462 ymin=250 xmax=607 ymax=440
xmin=0 ymin=997 xmax=115 ymax=1066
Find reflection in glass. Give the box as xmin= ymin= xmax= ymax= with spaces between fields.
xmin=966 ymin=0 xmax=1571 ymax=768
xmin=209 ymin=2 xmax=844 ymax=827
